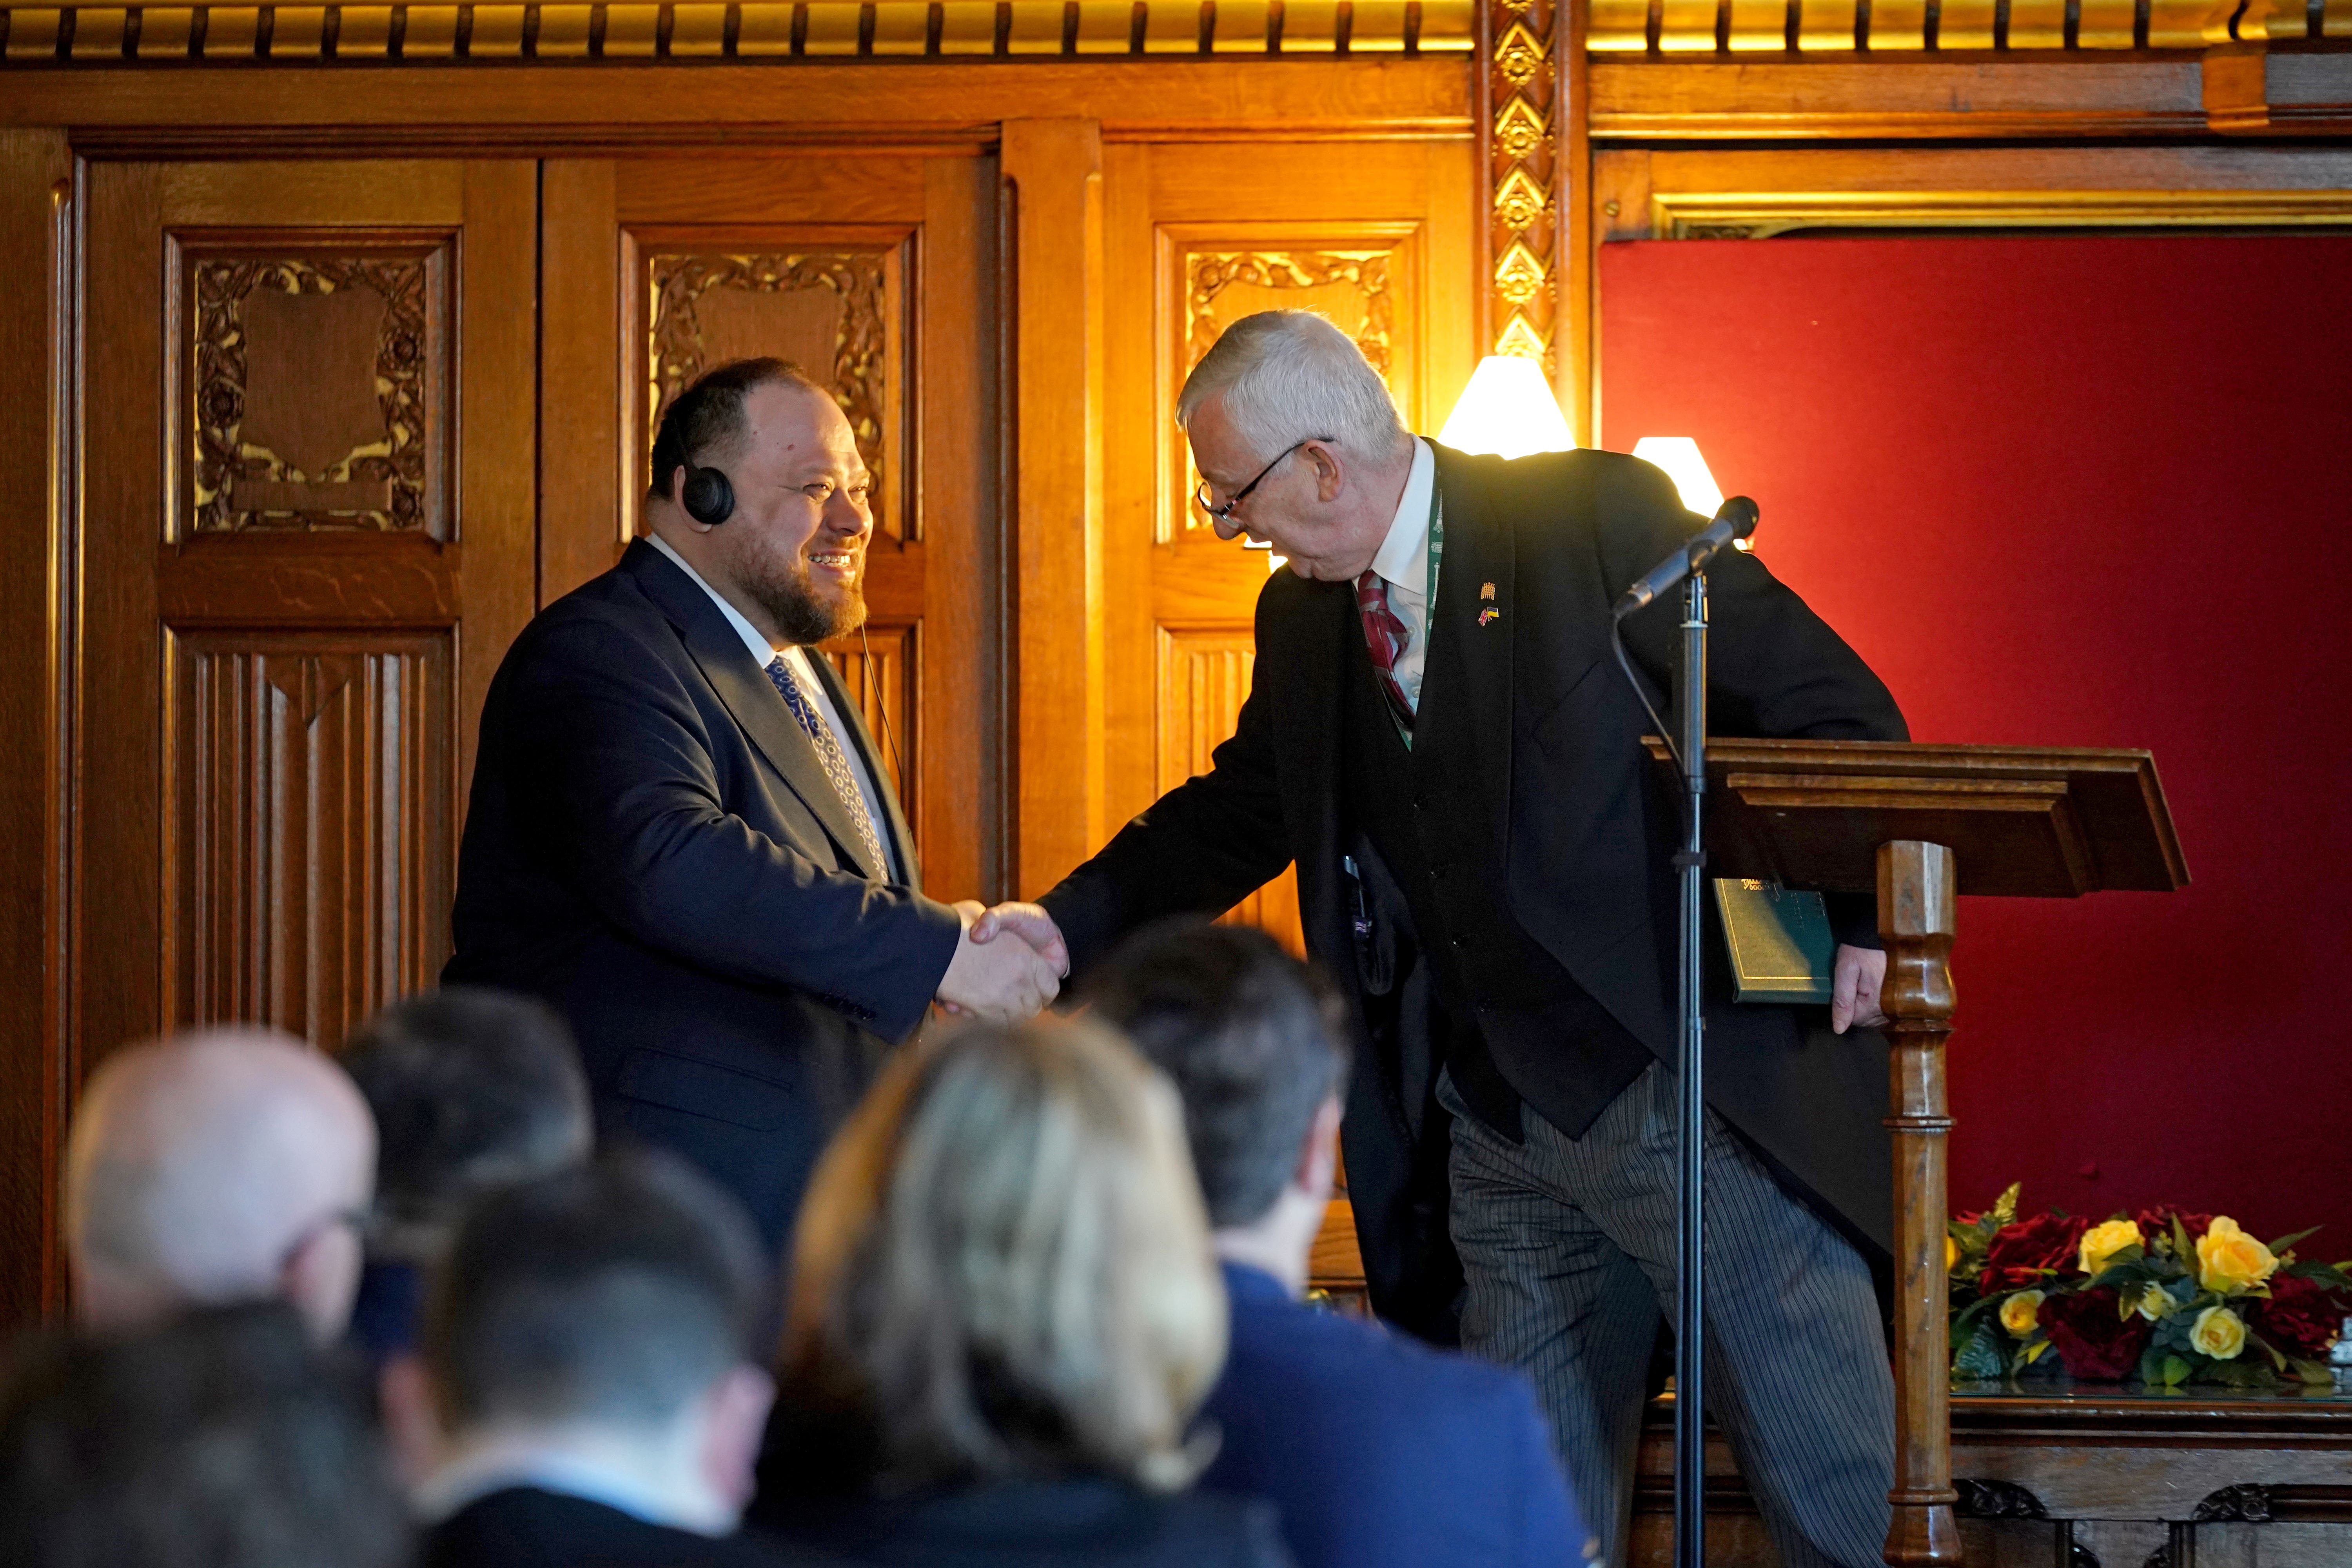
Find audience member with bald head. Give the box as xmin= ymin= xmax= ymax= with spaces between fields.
xmin=65 ymin=1026 xmax=377 ymax=1341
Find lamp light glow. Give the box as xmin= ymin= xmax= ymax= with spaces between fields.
xmin=1630 ymin=437 xmax=1724 ymax=518
xmin=1437 ymin=356 xmax=1576 ymax=460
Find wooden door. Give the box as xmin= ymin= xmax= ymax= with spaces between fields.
xmin=76 ymin=160 xmax=537 ymax=1081
xmin=541 ymin=153 xmax=999 ymax=902
xmin=1102 ymin=141 xmax=1479 ymax=952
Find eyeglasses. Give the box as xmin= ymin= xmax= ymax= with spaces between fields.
xmin=276 ymin=1205 xmax=372 ymax=1274
xmin=1193 ymin=436 xmax=1335 ymax=527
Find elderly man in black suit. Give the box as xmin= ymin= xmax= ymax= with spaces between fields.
xmin=446 ymin=358 xmax=1062 ymax=1256
xmin=984 ymin=312 xmax=1906 ymax=1567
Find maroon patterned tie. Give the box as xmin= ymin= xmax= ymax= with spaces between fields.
xmin=1355 ymin=568 xmax=1415 ymax=731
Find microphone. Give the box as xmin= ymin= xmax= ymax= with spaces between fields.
xmin=1611 ymin=496 xmax=1760 ymax=619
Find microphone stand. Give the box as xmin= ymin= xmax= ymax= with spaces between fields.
xmin=1672 ymin=568 xmax=1708 ymax=1568
xmin=1608 ymin=494 xmax=1753 ymax=1568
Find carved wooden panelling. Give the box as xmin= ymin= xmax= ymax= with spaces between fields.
xmin=642 ymin=240 xmax=908 ymax=540
xmin=176 ymin=234 xmax=453 ymax=538
xmin=1161 ymin=232 xmax=1420 ymax=544
xmin=1486 ymin=0 xmax=1557 ymax=366
xmin=163 ymin=630 xmax=454 ymax=1046
xmin=818 ymin=620 xmax=918 ymax=845
xmin=1155 ymin=627 xmax=1304 ymax=955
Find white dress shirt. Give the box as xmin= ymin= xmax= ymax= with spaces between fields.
xmin=1366 ymin=437 xmax=1438 ymax=713
xmin=645 ymin=532 xmax=900 ymax=881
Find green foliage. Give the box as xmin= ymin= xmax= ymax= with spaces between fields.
xmin=1952 ymin=1318 xmax=2007 ymax=1380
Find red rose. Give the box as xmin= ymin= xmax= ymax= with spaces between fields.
xmin=2040 ymin=1287 xmax=2154 ymax=1381
xmin=2247 ymin=1274 xmax=2350 ymax=1361
xmin=1979 ymin=1212 xmax=2089 ymax=1296
xmin=2134 ymin=1205 xmax=2216 ymax=1247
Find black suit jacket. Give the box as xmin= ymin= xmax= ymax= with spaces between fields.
xmin=445 ymin=540 xmax=961 ymax=1251
xmin=425 ymin=1487 xmax=849 ymax=1568
xmin=754 ymin=1478 xmax=1293 ymax=1568
xmin=1042 ymin=446 xmax=1908 ymax=1327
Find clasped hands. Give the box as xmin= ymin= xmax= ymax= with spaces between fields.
xmin=935 ymin=901 xmax=1071 ymax=1023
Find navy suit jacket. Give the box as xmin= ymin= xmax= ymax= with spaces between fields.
xmin=444 ymin=540 xmax=961 ymax=1251
xmin=1198 ymin=1263 xmax=1592 ymax=1568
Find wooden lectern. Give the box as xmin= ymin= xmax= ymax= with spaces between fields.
xmin=1643 ymin=738 xmax=2189 ymax=1567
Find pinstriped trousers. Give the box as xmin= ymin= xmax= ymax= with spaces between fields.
xmin=1439 ymin=1062 xmax=1895 ymax=1568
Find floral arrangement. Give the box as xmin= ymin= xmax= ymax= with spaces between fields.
xmin=1947 ymin=1184 xmax=2352 ymax=1388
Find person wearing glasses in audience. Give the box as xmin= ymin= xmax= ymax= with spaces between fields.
xmin=64 ymin=1026 xmax=377 ymax=1344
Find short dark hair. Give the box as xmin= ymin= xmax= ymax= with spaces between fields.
xmin=425 ymin=1148 xmax=766 ymax=1434
xmin=648 ymin=357 xmax=823 ymax=500
xmin=341 ymin=986 xmax=591 ymax=1243
xmin=1081 ymin=921 xmax=1349 ymax=1229
xmin=0 ymin=1301 xmax=410 ymax=1568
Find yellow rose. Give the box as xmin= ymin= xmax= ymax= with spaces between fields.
xmin=1999 ymin=1290 xmax=2044 ymax=1338
xmin=2078 ymin=1218 xmax=2143 ymax=1278
xmin=2189 ymin=1304 xmax=2247 ymax=1361
xmin=1946 ymin=1235 xmax=1959 ymax=1273
xmin=2196 ymin=1216 xmax=2279 ymax=1295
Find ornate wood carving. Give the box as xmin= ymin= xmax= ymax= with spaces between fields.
xmin=1954 ymin=1479 xmax=2051 ymax=1520
xmin=1484 ymin=0 xmax=1558 ymax=365
xmin=163 ymin=630 xmax=454 ymax=1048
xmin=1154 ymin=627 xmax=1303 ymax=954
xmin=644 ymin=244 xmax=905 ymax=541
xmin=817 ymin=621 xmax=918 ymax=836
xmin=1168 ymin=240 xmax=1411 ymax=542
xmin=1185 ymin=249 xmax=1397 ymax=379
xmin=0 ymin=2 xmax=1476 ymax=64
xmin=180 ymin=239 xmax=451 ymax=538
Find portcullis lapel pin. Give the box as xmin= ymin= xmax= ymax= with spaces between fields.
xmin=1478 ymin=583 xmax=1499 ymax=626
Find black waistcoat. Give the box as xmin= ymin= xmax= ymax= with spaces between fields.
xmin=1339 ymin=624 xmax=1653 ymax=1144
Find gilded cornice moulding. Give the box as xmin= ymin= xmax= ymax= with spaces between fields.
xmin=1649 ymin=188 xmax=2352 ymax=236
xmin=1586 ymin=0 xmax=2347 ymax=52
xmin=0 ymin=0 xmax=1474 ymax=62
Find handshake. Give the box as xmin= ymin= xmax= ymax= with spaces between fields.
xmin=935 ymin=901 xmax=1070 ymax=1023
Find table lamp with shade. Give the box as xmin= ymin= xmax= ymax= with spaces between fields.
xmin=1437 ymin=355 xmax=1576 ymax=458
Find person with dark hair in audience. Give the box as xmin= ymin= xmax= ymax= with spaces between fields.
xmin=0 ymin=1300 xmax=411 ymax=1568
xmin=410 ymin=1148 xmax=837 ymax=1568
xmin=751 ymin=1017 xmax=1294 ymax=1568
xmin=1087 ymin=920 xmax=1593 ymax=1568
xmin=64 ymin=1026 xmax=377 ymax=1342
xmin=341 ymin=985 xmax=594 ymax=1365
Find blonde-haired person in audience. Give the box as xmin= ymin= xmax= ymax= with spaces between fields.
xmin=748 ymin=1017 xmax=1294 ymax=1568
xmin=64 ymin=1026 xmax=376 ymax=1342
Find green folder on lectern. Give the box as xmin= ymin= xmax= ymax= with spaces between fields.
xmin=1713 ymin=878 xmax=1836 ymax=1004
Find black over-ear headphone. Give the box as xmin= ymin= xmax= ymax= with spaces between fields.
xmin=680 ymin=463 xmax=735 ymax=526
xmin=657 ymin=392 xmax=737 ymax=525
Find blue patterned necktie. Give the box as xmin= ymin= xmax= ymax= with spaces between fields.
xmin=765 ymin=654 xmax=889 ymax=877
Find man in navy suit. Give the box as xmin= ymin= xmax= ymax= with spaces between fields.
xmin=445 ymin=359 xmax=1062 ymax=1253
xmin=1086 ymin=920 xmax=1593 ymax=1568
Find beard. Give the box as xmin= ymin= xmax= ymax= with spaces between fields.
xmin=734 ymin=536 xmax=866 ymax=646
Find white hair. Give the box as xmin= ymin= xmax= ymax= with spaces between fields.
xmin=1176 ymin=310 xmax=1410 ymax=465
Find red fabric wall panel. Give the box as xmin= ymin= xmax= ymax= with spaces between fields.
xmin=1599 ymin=236 xmax=2352 ymax=1250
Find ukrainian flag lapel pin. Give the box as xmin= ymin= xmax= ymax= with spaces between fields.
xmin=1477 ymin=582 xmax=1499 ymax=626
